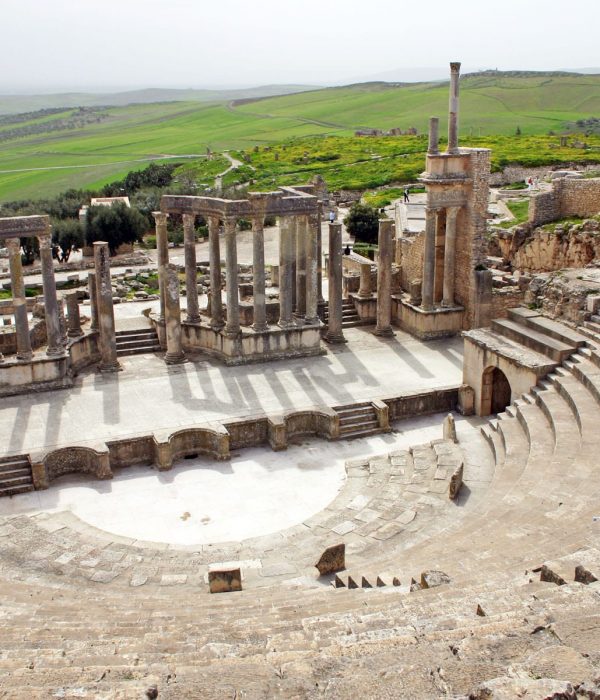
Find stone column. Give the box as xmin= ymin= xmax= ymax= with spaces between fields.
xmin=164 ymin=263 xmax=186 ymax=364
xmin=223 ymin=218 xmax=240 ymax=337
xmin=324 ymin=222 xmax=346 ymax=344
xmin=182 ymin=213 xmax=200 ymax=323
xmin=208 ymin=215 xmax=224 ymax=330
xmin=278 ymin=216 xmax=294 ymax=329
xmin=358 ymin=262 xmax=372 ymax=298
xmin=448 ymin=62 xmax=461 ymax=155
xmin=422 ymin=207 xmax=437 ymax=311
xmin=152 ymin=212 xmax=169 ymax=323
xmin=250 ymin=200 xmax=268 ymax=332
xmin=6 ymin=237 xmax=32 ymax=361
xmin=428 ymin=116 xmax=440 ymax=155
xmin=442 ymin=206 xmax=460 ymax=308
xmin=38 ymin=231 xmax=64 ymax=356
xmin=305 ymin=210 xmax=319 ymax=325
xmin=88 ymin=272 xmax=98 ymax=331
xmin=93 ymin=241 xmax=120 ymax=372
xmin=291 ymin=217 xmax=297 ymax=312
xmin=66 ymin=291 xmax=83 ymax=338
xmin=295 ymin=215 xmax=307 ymax=320
xmin=374 ymin=219 xmax=394 ymax=337
xmin=317 ymin=205 xmax=324 ymax=303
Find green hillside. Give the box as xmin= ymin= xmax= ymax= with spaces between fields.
xmin=1 ymin=73 xmax=599 ymax=202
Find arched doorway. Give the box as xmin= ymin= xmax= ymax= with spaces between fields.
xmin=481 ymin=366 xmax=512 ymax=415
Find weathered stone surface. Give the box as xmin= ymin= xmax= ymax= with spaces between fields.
xmin=315 ymin=543 xmax=345 ymax=576
xmin=208 ymin=568 xmax=242 ymax=594
xmin=469 ymin=676 xmax=578 ymax=700
xmin=443 ymin=413 xmax=458 ymax=443
xmin=449 ymin=462 xmax=464 ymax=500
xmin=420 ymin=569 xmax=451 ymax=589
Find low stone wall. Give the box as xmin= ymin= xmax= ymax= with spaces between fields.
xmin=530 ymin=177 xmax=600 ymax=226
xmin=18 ymin=387 xmax=462 ymax=492
xmin=68 ymin=332 xmax=100 ymax=374
xmin=0 ymin=316 xmax=47 ymax=355
xmin=489 ymin=163 xmax=600 ymax=188
xmin=397 ymin=233 xmax=425 ymax=291
xmin=490 ymin=289 xmax=526 ymax=319
xmin=0 ymin=353 xmax=72 ymax=397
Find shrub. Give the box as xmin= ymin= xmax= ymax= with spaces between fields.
xmin=51 ymin=218 xmax=84 ymax=262
xmin=343 ymin=202 xmax=380 ymax=244
xmin=85 ymin=202 xmax=147 ymax=255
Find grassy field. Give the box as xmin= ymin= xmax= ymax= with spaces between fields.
xmin=1 ymin=72 xmax=599 ymax=202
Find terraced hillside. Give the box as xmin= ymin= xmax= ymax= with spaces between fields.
xmin=1 ymin=72 xmax=599 ymax=201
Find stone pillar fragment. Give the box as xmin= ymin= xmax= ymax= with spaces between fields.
xmin=208 ymin=216 xmax=224 ymax=330
xmin=88 ymin=272 xmax=98 ymax=331
xmin=305 ymin=210 xmax=319 ymax=325
xmin=317 ymin=207 xmax=324 ymax=304
xmin=6 ymin=237 xmax=32 ymax=361
xmin=442 ymin=206 xmax=460 ymax=308
xmin=38 ymin=232 xmax=64 ymax=356
xmin=374 ymin=219 xmax=394 ymax=337
xmin=422 ymin=207 xmax=437 ymax=311
xmin=295 ymin=215 xmax=307 ymax=320
xmin=223 ymin=218 xmax=240 ymax=337
xmin=152 ymin=212 xmax=169 ymax=323
xmin=249 ymin=194 xmax=268 ymax=332
xmin=428 ymin=116 xmax=440 ymax=155
xmin=324 ymin=222 xmax=346 ymax=344
xmin=182 ymin=213 xmax=200 ymax=323
xmin=164 ymin=263 xmax=186 ymax=364
xmin=448 ymin=62 xmax=461 ymax=154
xmin=93 ymin=241 xmax=121 ymax=372
xmin=278 ymin=216 xmax=294 ymax=329
xmin=65 ymin=291 xmax=83 ymax=338
xmin=358 ymin=262 xmax=372 ymax=298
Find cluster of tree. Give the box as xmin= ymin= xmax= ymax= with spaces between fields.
xmin=85 ymin=202 xmax=148 ymax=255
xmin=343 ymin=202 xmax=380 ymax=244
xmin=101 ymin=162 xmax=178 ymax=197
xmin=0 ymin=108 xmax=108 ymax=143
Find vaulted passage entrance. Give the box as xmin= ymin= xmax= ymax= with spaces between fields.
xmin=481 ymin=366 xmax=512 ymax=415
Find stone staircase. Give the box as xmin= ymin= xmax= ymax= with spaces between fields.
xmin=320 ymin=299 xmax=371 ymax=329
xmin=334 ymin=401 xmax=380 ymax=439
xmin=0 ymin=454 xmax=33 ymax=497
xmin=115 ymin=327 xmax=161 ymax=357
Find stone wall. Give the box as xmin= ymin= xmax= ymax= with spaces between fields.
xmin=490 ymin=289 xmax=526 ymax=319
xmin=530 ymin=177 xmax=600 ymax=226
xmin=489 ymin=162 xmax=600 ymax=187
xmin=397 ymin=233 xmax=425 ymax=291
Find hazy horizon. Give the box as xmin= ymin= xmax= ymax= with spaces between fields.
xmin=2 ymin=0 xmax=600 ymax=93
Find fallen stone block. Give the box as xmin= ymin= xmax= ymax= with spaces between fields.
xmin=540 ymin=562 xmax=569 ymax=586
xmin=443 ymin=413 xmax=458 ymax=443
xmin=448 ymin=462 xmax=464 ymax=500
xmin=420 ymin=570 xmax=451 ymax=589
xmin=314 ymin=543 xmax=345 ymax=576
xmin=574 ymin=564 xmax=598 ymax=585
xmin=208 ymin=568 xmax=242 ymax=594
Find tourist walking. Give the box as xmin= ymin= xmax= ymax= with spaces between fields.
xmin=403 ymin=187 xmax=410 ymax=203
xmin=329 ymin=210 xmax=335 ymax=223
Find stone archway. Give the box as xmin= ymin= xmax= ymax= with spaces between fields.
xmin=481 ymin=366 xmax=512 ymax=415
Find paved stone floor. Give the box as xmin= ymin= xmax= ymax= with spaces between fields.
xmin=2 ymin=327 xmax=463 ymax=457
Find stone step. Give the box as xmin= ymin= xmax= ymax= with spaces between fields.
xmin=336 ymin=427 xmax=382 ymax=440
xmin=0 ymin=456 xmax=30 ymax=473
xmin=507 ymin=308 xmax=588 ymax=348
xmin=116 ymin=344 xmax=162 ymax=357
xmin=339 ymin=414 xmax=378 ymax=430
xmin=115 ymin=327 xmax=156 ymax=338
xmin=0 ymin=482 xmax=34 ymax=497
xmin=491 ymin=318 xmax=576 ymax=363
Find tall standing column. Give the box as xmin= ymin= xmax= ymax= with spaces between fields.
xmin=182 ymin=213 xmax=200 ymax=323
xmin=38 ymin=231 xmax=64 ymax=356
xmin=317 ymin=204 xmax=324 ymax=304
xmin=66 ymin=291 xmax=83 ymax=338
xmin=305 ymin=210 xmax=319 ymax=325
xmin=6 ymin=237 xmax=32 ymax=361
xmin=428 ymin=116 xmax=440 ymax=155
xmin=291 ymin=217 xmax=298 ymax=312
xmin=324 ymin=222 xmax=346 ymax=344
xmin=442 ymin=207 xmax=460 ymax=308
xmin=422 ymin=207 xmax=438 ymax=311
xmin=208 ymin=215 xmax=224 ymax=330
xmin=224 ymin=218 xmax=240 ymax=337
xmin=448 ymin=62 xmax=461 ymax=154
xmin=374 ymin=219 xmax=394 ymax=337
xmin=164 ymin=263 xmax=186 ymax=364
xmin=295 ymin=215 xmax=307 ymax=320
xmin=152 ymin=212 xmax=169 ymax=323
xmin=93 ymin=241 xmax=121 ymax=372
xmin=250 ymin=199 xmax=268 ymax=332
xmin=88 ymin=272 xmax=98 ymax=331
xmin=278 ymin=216 xmax=294 ymax=329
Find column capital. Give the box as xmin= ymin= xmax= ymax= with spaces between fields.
xmin=5 ymin=237 xmax=21 ymax=253
xmin=223 ymin=217 xmax=237 ymax=234
xmin=445 ymin=205 xmax=461 ymax=219
xmin=37 ymin=233 xmax=52 ymax=250
xmin=152 ymin=211 xmax=168 ymax=224
xmin=182 ymin=212 xmax=195 ymax=226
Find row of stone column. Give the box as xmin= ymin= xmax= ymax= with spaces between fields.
xmin=4 ymin=232 xmax=64 ymax=362
xmin=421 ymin=205 xmax=460 ymax=311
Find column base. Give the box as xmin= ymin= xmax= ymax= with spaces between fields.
xmin=304 ymin=316 xmax=320 ymax=326
xmin=323 ymin=332 xmax=347 ymax=344
xmin=441 ymin=299 xmax=455 ymax=309
xmin=223 ymin=327 xmax=241 ymax=338
xmin=373 ymin=326 xmax=395 ymax=338
xmin=16 ymin=351 xmax=33 ymax=362
xmin=357 ymin=292 xmax=373 ymax=300
xmin=252 ymin=323 xmax=269 ymax=333
xmin=67 ymin=330 xmax=84 ymax=339
xmin=99 ymin=361 xmax=122 ymax=373
xmin=278 ymin=319 xmax=295 ymax=330
xmin=186 ymin=314 xmax=201 ymax=324
xmin=46 ymin=345 xmax=67 ymax=357
xmin=165 ymin=351 xmax=186 ymax=365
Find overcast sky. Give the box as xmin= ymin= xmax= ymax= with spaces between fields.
xmin=2 ymin=0 xmax=599 ymax=92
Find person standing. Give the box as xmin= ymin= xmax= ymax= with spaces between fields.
xmin=329 ymin=210 xmax=335 ymax=224
xmin=403 ymin=187 xmax=410 ymax=203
